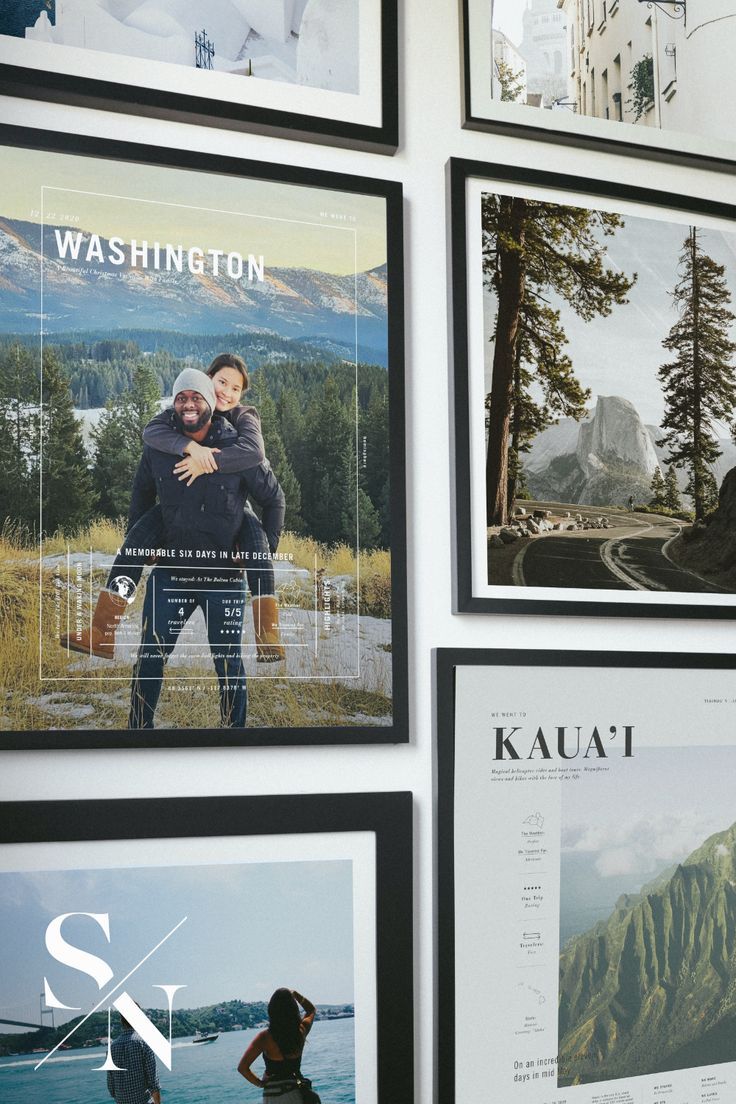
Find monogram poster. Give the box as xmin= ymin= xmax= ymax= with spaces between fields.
xmin=0 ymin=794 xmax=414 ymax=1104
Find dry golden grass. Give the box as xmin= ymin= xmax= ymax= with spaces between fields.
xmin=6 ymin=522 xmax=391 ymax=587
xmin=0 ymin=548 xmax=391 ymax=732
xmin=1 ymin=517 xmax=127 ymax=557
xmin=0 ymin=521 xmax=392 ymax=731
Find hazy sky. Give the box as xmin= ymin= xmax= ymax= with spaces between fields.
xmin=0 ymin=859 xmax=354 ymax=1031
xmin=492 ymin=0 xmax=526 ymax=44
xmin=483 ymin=200 xmax=736 ymax=426
xmin=562 ymin=746 xmax=736 ymax=882
xmin=0 ymin=145 xmax=387 ymax=276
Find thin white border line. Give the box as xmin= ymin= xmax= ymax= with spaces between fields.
xmin=41 ymin=674 xmax=363 ymax=682
xmin=314 ymin=553 xmax=318 ymax=656
xmin=35 ymin=915 xmax=188 ymax=1070
xmin=42 ymin=185 xmax=358 ymax=238
xmin=38 ymin=194 xmax=45 ymax=685
xmin=353 ymin=232 xmax=361 ymax=672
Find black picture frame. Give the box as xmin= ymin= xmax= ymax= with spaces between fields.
xmin=450 ymin=155 xmax=736 ymax=619
xmin=436 ymin=646 xmax=736 ymax=1104
xmin=460 ymin=0 xmax=736 ymax=172
xmin=0 ymin=124 xmax=408 ymax=749
xmin=0 ymin=790 xmax=414 ymax=1104
xmin=0 ymin=2 xmax=398 ymax=154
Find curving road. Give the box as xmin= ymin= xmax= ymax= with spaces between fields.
xmin=511 ymin=503 xmax=726 ymax=594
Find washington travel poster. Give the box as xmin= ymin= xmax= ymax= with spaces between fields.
xmin=448 ymin=654 xmax=736 ymax=1104
xmin=0 ymin=139 xmax=404 ymax=740
xmin=462 ymin=170 xmax=736 ymax=613
xmin=0 ymin=828 xmax=375 ymax=1104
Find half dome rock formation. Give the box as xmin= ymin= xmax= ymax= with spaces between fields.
xmin=525 ymin=395 xmax=661 ymax=507
xmin=576 ymin=396 xmax=660 ymax=505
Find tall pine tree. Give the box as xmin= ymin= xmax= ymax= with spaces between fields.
xmin=41 ymin=348 xmax=96 ymax=535
xmin=92 ymin=361 xmax=162 ymax=519
xmin=0 ymin=342 xmax=41 ymax=533
xmin=300 ymin=377 xmax=353 ymax=544
xmin=658 ymin=227 xmax=736 ymax=521
xmin=649 ymin=467 xmax=666 ymax=509
xmin=664 ymin=467 xmax=682 ymax=512
xmin=483 ymin=195 xmax=634 ymax=525
xmin=505 ymin=298 xmax=591 ymax=508
xmin=250 ymin=371 xmax=304 ymax=534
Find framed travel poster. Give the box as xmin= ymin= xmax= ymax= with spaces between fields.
xmin=0 ymin=1 xmax=398 ymax=153
xmin=463 ymin=0 xmax=736 ymax=167
xmin=451 ymin=156 xmax=736 ymax=618
xmin=437 ymin=647 xmax=736 ymax=1104
xmin=0 ymin=791 xmax=414 ymax=1104
xmin=0 ymin=125 xmax=407 ymax=748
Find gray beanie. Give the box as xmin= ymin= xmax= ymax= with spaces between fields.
xmin=171 ymin=368 xmax=217 ymax=416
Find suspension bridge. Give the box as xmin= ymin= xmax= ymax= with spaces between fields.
xmin=0 ymin=996 xmax=56 ymax=1031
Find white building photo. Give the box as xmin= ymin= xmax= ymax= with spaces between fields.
xmin=10 ymin=0 xmax=360 ymax=93
xmin=558 ymin=0 xmax=736 ymax=142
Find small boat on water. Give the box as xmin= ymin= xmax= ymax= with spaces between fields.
xmin=192 ymin=1031 xmax=219 ymax=1045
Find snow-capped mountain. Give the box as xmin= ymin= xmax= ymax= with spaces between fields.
xmin=0 ymin=219 xmax=387 ymax=347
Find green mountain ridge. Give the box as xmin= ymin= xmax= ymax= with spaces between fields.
xmin=0 ymin=999 xmax=354 ymax=1057
xmin=558 ymin=819 xmax=736 ymax=1086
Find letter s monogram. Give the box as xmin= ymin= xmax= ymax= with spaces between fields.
xmin=44 ymin=913 xmax=113 ymax=1010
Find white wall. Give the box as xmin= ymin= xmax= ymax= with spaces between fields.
xmin=3 ymin=2 xmax=736 ymax=1101
xmin=664 ymin=0 xmax=736 ymax=141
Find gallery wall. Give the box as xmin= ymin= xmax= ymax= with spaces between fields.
xmin=2 ymin=1 xmax=736 ymax=1101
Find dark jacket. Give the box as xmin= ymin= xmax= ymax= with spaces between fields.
xmin=143 ymin=404 xmax=265 ymax=471
xmin=129 ymin=415 xmax=285 ymax=554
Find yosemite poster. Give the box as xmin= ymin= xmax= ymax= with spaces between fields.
xmin=448 ymin=654 xmax=736 ymax=1103
xmin=462 ymin=170 xmax=736 ymax=612
xmin=0 ymin=138 xmax=403 ymax=738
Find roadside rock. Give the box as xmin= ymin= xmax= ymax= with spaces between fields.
xmin=672 ymin=467 xmax=736 ymax=585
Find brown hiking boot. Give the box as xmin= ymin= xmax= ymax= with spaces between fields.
xmin=252 ymin=595 xmax=285 ymax=663
xmin=60 ymin=588 xmax=128 ymax=659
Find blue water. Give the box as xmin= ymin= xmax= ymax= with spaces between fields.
xmin=0 ymin=1017 xmax=354 ymax=1103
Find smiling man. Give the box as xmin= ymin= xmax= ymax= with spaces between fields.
xmin=126 ymin=368 xmax=283 ymax=730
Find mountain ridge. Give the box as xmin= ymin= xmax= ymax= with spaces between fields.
xmin=0 ymin=218 xmax=388 ymax=348
xmin=558 ymin=819 xmax=736 ymax=1086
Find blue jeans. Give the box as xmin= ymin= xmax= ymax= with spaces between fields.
xmin=236 ymin=506 xmax=274 ymax=598
xmin=128 ymin=567 xmax=248 ymax=729
xmin=109 ymin=504 xmax=275 ymax=597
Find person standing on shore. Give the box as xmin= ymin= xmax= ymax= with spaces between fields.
xmin=106 ymin=1009 xmax=161 ymax=1104
xmin=237 ymin=988 xmax=318 ymax=1102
